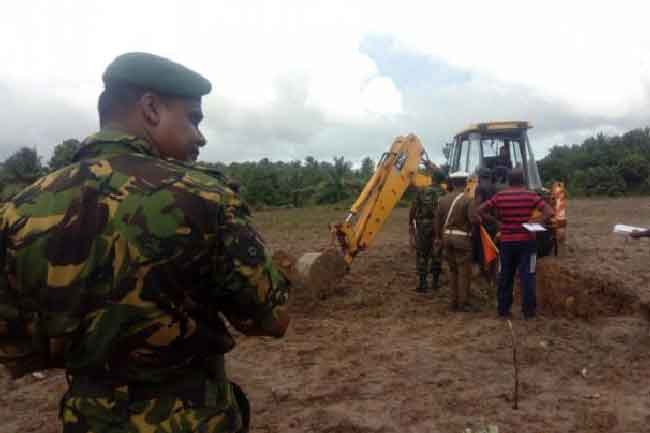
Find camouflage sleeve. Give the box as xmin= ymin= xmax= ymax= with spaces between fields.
xmin=213 ymin=194 xmax=290 ymax=338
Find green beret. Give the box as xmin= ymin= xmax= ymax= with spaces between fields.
xmin=103 ymin=52 xmax=212 ymax=98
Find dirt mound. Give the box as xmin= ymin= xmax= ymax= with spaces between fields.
xmin=536 ymin=259 xmax=638 ymax=319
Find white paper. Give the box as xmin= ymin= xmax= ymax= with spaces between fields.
xmin=522 ymin=223 xmax=547 ymax=232
xmin=613 ymin=224 xmax=647 ymax=235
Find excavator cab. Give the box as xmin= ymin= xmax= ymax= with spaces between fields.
xmin=449 ymin=121 xmax=566 ymax=257
xmin=449 ymin=121 xmax=542 ymax=191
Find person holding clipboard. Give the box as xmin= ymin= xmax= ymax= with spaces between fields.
xmin=477 ymin=169 xmax=554 ymax=319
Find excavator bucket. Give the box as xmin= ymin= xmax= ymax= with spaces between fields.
xmin=295 ymin=133 xmax=436 ymax=296
xmin=333 ymin=134 xmax=432 ymax=263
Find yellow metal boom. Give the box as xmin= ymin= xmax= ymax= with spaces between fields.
xmin=332 ymin=134 xmax=434 ymax=264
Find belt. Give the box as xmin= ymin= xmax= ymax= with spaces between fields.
xmin=445 ymin=229 xmax=470 ymax=237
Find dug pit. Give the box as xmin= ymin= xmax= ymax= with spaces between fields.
xmin=534 ymin=259 xmax=638 ymax=319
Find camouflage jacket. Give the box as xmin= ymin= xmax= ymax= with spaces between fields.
xmin=409 ymin=185 xmax=439 ymax=224
xmin=0 ymin=130 xmax=290 ymax=384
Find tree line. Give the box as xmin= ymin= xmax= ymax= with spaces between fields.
xmin=538 ymin=127 xmax=650 ymax=196
xmin=2 ymin=125 xmax=650 ymax=204
xmin=0 ymin=138 xmax=376 ymax=207
xmin=199 ymin=156 xmax=376 ymax=207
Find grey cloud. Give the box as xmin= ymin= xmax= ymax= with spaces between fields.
xmin=201 ymin=74 xmax=329 ymax=162
xmin=2 ymin=53 xmax=649 ymax=169
xmin=199 ymin=72 xmax=418 ymax=165
xmin=388 ymin=67 xmax=650 ymax=164
xmin=0 ymin=82 xmax=96 ymax=162
xmin=359 ymin=34 xmax=650 ymax=163
xmin=203 ymin=46 xmax=650 ymax=167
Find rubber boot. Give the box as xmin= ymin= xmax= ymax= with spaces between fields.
xmin=416 ymin=274 xmax=428 ymax=292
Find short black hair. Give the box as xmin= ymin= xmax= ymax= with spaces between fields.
xmin=97 ymin=82 xmax=148 ymax=126
xmin=508 ymin=169 xmax=524 ymax=186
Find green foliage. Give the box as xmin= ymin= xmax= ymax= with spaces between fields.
xmin=0 ymin=147 xmax=46 ymax=201
xmin=583 ymin=167 xmax=626 ymax=197
xmin=49 ymin=139 xmax=82 ymax=171
xmin=203 ymin=155 xmax=375 ymax=208
xmin=616 ymin=153 xmax=649 ymax=187
xmin=539 ymin=127 xmax=650 ymax=196
xmin=316 ymin=156 xmax=358 ymax=204
xmin=3 ymin=147 xmax=44 ymax=183
xmin=359 ymin=157 xmax=375 ymax=183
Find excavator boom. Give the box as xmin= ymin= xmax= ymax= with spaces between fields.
xmin=332 ymin=134 xmax=433 ymax=264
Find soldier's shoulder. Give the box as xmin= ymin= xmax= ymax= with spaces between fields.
xmin=2 ymin=165 xmax=83 ymax=207
xmin=97 ymin=152 xmax=235 ymax=198
xmin=173 ymin=161 xmax=237 ymax=192
xmin=183 ymin=161 xmax=236 ymax=187
xmin=158 ymin=160 xmax=244 ymax=209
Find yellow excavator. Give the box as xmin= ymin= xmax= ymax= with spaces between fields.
xmin=295 ymin=133 xmax=439 ymax=291
xmin=448 ymin=121 xmax=567 ymax=254
xmin=295 ymin=122 xmax=567 ymax=292
xmin=332 ymin=133 xmax=435 ymax=265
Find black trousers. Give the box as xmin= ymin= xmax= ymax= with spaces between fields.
xmin=498 ymin=240 xmax=537 ymax=317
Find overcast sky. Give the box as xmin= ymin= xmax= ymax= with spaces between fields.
xmin=1 ymin=1 xmax=649 ymax=166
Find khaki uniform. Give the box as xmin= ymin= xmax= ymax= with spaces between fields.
xmin=435 ymin=190 xmax=477 ymax=310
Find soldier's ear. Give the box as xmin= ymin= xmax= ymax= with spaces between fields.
xmin=140 ymin=92 xmax=162 ymax=127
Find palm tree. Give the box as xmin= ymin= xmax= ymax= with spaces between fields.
xmin=317 ymin=156 xmax=359 ymax=204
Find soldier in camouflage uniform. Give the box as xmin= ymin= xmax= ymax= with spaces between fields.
xmin=409 ymin=181 xmax=441 ymax=292
xmin=0 ymin=53 xmax=291 ymax=433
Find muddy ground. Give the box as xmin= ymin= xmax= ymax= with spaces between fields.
xmin=2 ymin=197 xmax=650 ymax=433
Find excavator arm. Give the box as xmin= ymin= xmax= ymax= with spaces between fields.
xmin=332 ymin=134 xmax=435 ymax=265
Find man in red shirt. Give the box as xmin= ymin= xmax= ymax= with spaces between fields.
xmin=477 ymin=169 xmax=554 ymax=319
